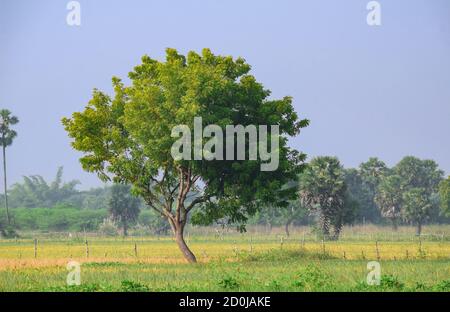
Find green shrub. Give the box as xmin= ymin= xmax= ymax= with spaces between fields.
xmin=218 ymin=275 xmax=240 ymax=290
xmin=433 ymin=279 xmax=450 ymax=292
xmin=120 ymin=280 xmax=150 ymax=292
xmin=292 ymin=264 xmax=334 ymax=291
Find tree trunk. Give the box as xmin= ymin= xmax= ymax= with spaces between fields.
xmin=123 ymin=220 xmax=128 ymax=237
xmin=391 ymin=218 xmax=398 ymax=231
xmin=267 ymin=222 xmax=272 ymax=234
xmin=416 ymin=222 xmax=422 ymax=236
xmin=285 ymin=218 xmax=294 ymax=237
xmin=174 ymin=223 xmax=197 ymax=263
xmin=319 ymin=213 xmax=330 ymax=239
xmin=332 ymin=223 xmax=342 ymax=240
xmin=285 ymin=221 xmax=290 ymax=237
xmin=2 ymin=144 xmax=10 ymax=225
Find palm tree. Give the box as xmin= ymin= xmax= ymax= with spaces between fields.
xmin=0 ymin=109 xmax=19 ymax=225
xmin=299 ymin=156 xmax=347 ymax=240
xmin=374 ymin=175 xmax=403 ymax=230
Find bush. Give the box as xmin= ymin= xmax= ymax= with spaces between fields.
xmin=120 ymin=280 xmax=150 ymax=292
xmin=98 ymin=217 xmax=119 ymax=236
xmin=138 ymin=210 xmax=170 ymax=235
xmin=292 ymin=264 xmax=334 ymax=291
xmin=0 ymin=224 xmax=19 ymax=238
xmin=433 ymin=279 xmax=450 ymax=292
xmin=218 ymin=275 xmax=240 ymax=290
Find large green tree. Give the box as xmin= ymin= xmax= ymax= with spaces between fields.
xmin=299 ymin=156 xmax=349 ymax=240
xmin=374 ymin=175 xmax=403 ymax=230
xmin=439 ymin=176 xmax=450 ymax=217
xmin=402 ymin=187 xmax=432 ymax=235
xmin=0 ymin=109 xmax=19 ymax=225
xmin=357 ymin=157 xmax=389 ymax=223
xmin=395 ymin=156 xmax=443 ymax=231
xmin=394 ymin=156 xmax=443 ymax=194
xmin=108 ymin=184 xmax=141 ymax=236
xmin=63 ymin=48 xmax=307 ymax=262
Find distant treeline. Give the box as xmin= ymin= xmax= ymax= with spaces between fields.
xmin=3 ymin=167 xmax=110 ymax=210
xmin=0 ymin=207 xmax=168 ymax=234
xmin=1 ymin=157 xmax=449 ymax=235
xmin=251 ymin=156 xmax=449 ymax=238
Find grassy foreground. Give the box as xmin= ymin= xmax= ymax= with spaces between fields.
xmin=0 ymin=226 xmax=449 ymax=292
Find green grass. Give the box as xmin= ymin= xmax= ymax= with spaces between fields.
xmin=0 ymin=256 xmax=448 ymax=292
xmin=0 ymin=225 xmax=449 ymax=292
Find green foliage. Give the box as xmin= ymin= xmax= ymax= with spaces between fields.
xmin=45 ymin=283 xmax=114 ymax=292
xmin=0 ymin=109 xmax=19 ymax=225
xmin=218 ymin=275 xmax=240 ymax=289
xmin=108 ymin=184 xmax=141 ymax=236
xmin=98 ymin=217 xmax=119 ymax=236
xmin=379 ymin=274 xmax=405 ymax=290
xmin=120 ymin=280 xmax=150 ymax=292
xmin=8 ymin=167 xmax=80 ymax=208
xmin=439 ymin=176 xmax=450 ymax=217
xmin=375 ymin=157 xmax=444 ymax=230
xmin=395 ymin=156 xmax=443 ymax=194
xmin=432 ymin=279 xmax=450 ymax=292
xmin=62 ymin=48 xmax=308 ymax=262
xmin=375 ymin=175 xmax=403 ymax=228
xmin=0 ymin=223 xmax=18 ymax=238
xmin=292 ymin=264 xmax=334 ymax=291
xmin=5 ymin=207 xmax=107 ymax=232
xmin=353 ymin=274 xmax=405 ymax=291
xmin=240 ymin=249 xmax=336 ymax=262
xmin=0 ymin=109 xmax=19 ymax=147
xmin=299 ymin=156 xmax=351 ymax=239
xmin=347 ymin=158 xmax=388 ymax=223
xmin=402 ymin=187 xmax=432 ymax=231
xmin=138 ymin=209 xmax=171 ymax=234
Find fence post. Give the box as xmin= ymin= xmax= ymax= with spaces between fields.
xmin=418 ymin=236 xmax=422 ymax=254
xmin=85 ymin=239 xmax=89 ymax=258
xmin=280 ymin=236 xmax=284 ymax=250
xmin=34 ymin=238 xmax=37 ymax=259
xmin=375 ymin=241 xmax=380 ymax=261
xmin=134 ymin=243 xmax=138 ymax=258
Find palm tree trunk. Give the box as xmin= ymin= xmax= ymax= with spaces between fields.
xmin=319 ymin=212 xmax=330 ymax=239
xmin=2 ymin=144 xmax=10 ymax=225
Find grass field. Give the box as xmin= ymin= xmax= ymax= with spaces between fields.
xmin=0 ymin=225 xmax=449 ymax=292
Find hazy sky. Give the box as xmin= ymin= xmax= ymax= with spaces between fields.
xmin=1 ymin=0 xmax=449 ymax=189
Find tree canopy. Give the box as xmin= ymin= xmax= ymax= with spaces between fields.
xmin=299 ymin=156 xmax=351 ymax=239
xmin=108 ymin=184 xmax=141 ymax=236
xmin=62 ymin=48 xmax=308 ymax=262
xmin=439 ymin=176 xmax=450 ymax=217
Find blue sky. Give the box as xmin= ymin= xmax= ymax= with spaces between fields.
xmin=1 ymin=0 xmax=449 ymax=189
